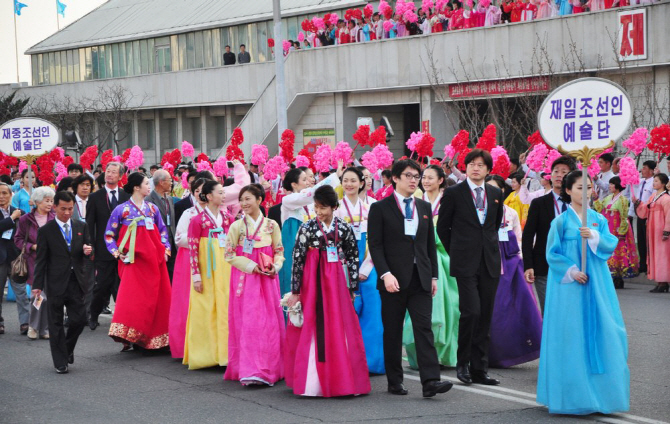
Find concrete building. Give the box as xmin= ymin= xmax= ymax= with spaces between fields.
xmin=2 ymin=0 xmax=668 ymax=165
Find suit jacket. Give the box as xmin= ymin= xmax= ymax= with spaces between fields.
xmin=0 ymin=206 xmax=20 ymax=265
xmin=86 ymin=187 xmax=130 ymax=262
xmin=268 ymin=203 xmax=282 ymax=230
xmin=368 ymin=194 xmax=438 ymax=292
xmin=521 ymin=192 xmax=557 ymax=277
xmin=32 ymin=219 xmax=93 ymax=297
xmin=436 ymin=181 xmax=504 ymax=278
xmin=174 ymin=196 xmax=193 ymax=227
xmin=147 ymin=191 xmax=176 ymax=245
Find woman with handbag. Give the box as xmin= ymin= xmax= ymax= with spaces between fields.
xmin=224 ymin=184 xmax=286 ymax=386
xmin=14 ymin=186 xmax=55 ymax=340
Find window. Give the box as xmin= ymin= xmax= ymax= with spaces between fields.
xmin=98 ymin=45 xmax=106 ymax=79
xmin=220 ymin=28 xmax=230 ymax=57
xmin=31 ymin=57 xmax=38 ymax=86
xmin=178 ymin=34 xmax=187 ymax=70
xmin=147 ymin=38 xmax=155 ymax=72
xmin=72 ymin=49 xmax=80 ymax=81
xmin=186 ymin=32 xmax=195 ymax=68
xmin=257 ymin=22 xmax=268 ymax=63
xmin=237 ymin=25 xmax=249 ymax=55
xmin=54 ymin=51 xmax=61 ymax=84
xmin=211 ymin=29 xmax=221 ymax=67
xmin=79 ymin=49 xmax=86 ymax=81
xmin=214 ymin=116 xmax=226 ymax=148
xmin=203 ymin=30 xmax=212 ymax=68
xmin=154 ymin=37 xmax=171 ymax=73
xmin=140 ymin=39 xmax=149 ymax=74
xmin=60 ymin=51 xmax=68 ymax=83
xmin=125 ymin=42 xmax=134 ymax=76
xmin=139 ymin=120 xmax=155 ymax=149
xmin=42 ymin=53 xmax=50 ymax=84
xmin=186 ymin=117 xmax=201 ymax=148
xmin=170 ymin=35 xmax=179 ymax=71
xmin=91 ymin=47 xmax=99 ymax=79
xmin=112 ymin=43 xmax=120 ymax=77
xmin=118 ymin=43 xmax=127 ymax=77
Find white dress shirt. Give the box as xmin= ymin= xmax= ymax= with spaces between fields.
xmin=75 ymin=195 xmax=87 ymax=219
xmin=551 ymin=190 xmax=567 ymax=217
xmin=629 ymin=176 xmax=655 ymax=217
xmin=466 ymin=178 xmax=487 ymax=225
xmin=55 ymin=217 xmax=73 ymax=246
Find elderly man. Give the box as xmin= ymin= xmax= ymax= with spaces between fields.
xmin=147 ymin=170 xmax=176 ymax=280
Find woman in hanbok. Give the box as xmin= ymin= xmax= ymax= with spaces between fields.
xmin=404 ymin=165 xmax=460 ymax=368
xmin=285 ymin=185 xmax=370 ymax=397
xmin=375 ymin=170 xmax=394 ymax=201
xmin=168 ymin=177 xmax=207 ymax=359
xmin=594 ymin=176 xmax=639 ymax=289
xmin=636 ymin=173 xmax=670 ymax=293
xmin=485 ymin=2 xmax=502 ymax=26
xmin=587 ymin=0 xmax=605 ymax=11
xmin=537 ymin=171 xmax=629 ymax=415
xmin=105 ymin=173 xmax=172 ymax=351
xmin=224 ymin=184 xmax=286 ymax=386
xmin=278 ymin=169 xmax=340 ymax=296
xmin=334 ymin=167 xmax=384 ymax=374
xmin=357 ymin=166 xmax=377 ymax=204
xmin=557 ymin=0 xmax=573 ymax=15
xmin=504 ymin=174 xmax=529 ymax=228
xmin=486 ymin=175 xmax=543 ymax=368
xmin=183 ymin=180 xmax=232 ymax=369
xmin=519 ymin=174 xmax=552 ymax=204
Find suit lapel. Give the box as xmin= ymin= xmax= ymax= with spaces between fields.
xmin=484 ymin=184 xmax=498 ymax=226
xmin=459 ymin=182 xmax=481 ymax=225
xmin=52 ymin=221 xmax=71 ymax=254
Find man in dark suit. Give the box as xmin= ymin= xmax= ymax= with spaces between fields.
xmin=86 ymin=162 xmax=129 ymax=330
xmin=368 ymin=159 xmax=453 ymax=398
xmin=0 ymin=182 xmax=27 ymax=335
xmin=32 ymin=191 xmax=93 ymax=373
xmin=174 ymin=169 xmax=197 ymax=225
xmin=437 ymin=149 xmax=504 ymax=386
xmin=522 ymin=155 xmax=575 ymax=312
xmin=147 ymin=169 xmax=176 ymax=279
xmin=268 ymin=202 xmax=282 ymax=230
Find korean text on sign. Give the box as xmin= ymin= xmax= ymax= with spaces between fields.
xmin=549 ymin=95 xmax=623 ymax=143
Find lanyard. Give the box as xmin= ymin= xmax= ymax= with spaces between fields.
xmin=315 ymin=218 xmax=338 ymax=247
xmin=244 ymin=215 xmax=265 ymax=241
xmin=470 ymin=186 xmax=487 ymax=210
xmin=343 ymin=197 xmax=363 ymax=228
xmin=552 ymin=195 xmax=563 ymax=216
xmin=500 ymin=206 xmax=509 ymax=229
xmin=76 ymin=199 xmax=86 ymax=219
xmin=423 ymin=192 xmax=442 ymax=217
xmin=303 ymin=206 xmax=313 ymax=220
xmin=59 ymin=222 xmax=71 ymax=247
xmin=393 ymin=194 xmax=416 ymax=219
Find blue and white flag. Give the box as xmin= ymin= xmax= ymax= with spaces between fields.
xmin=14 ymin=0 xmax=28 ymax=15
xmin=56 ymin=0 xmax=67 ymax=17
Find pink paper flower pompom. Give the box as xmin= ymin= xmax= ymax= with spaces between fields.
xmin=18 ymin=161 xmax=27 ymax=173
xmin=383 ymin=20 xmax=394 ymax=32
xmin=295 ymin=155 xmax=310 ymax=168
xmin=55 ymin=162 xmax=68 ymax=182
xmin=196 ymin=160 xmax=213 ymax=173
xmin=297 ymin=32 xmax=305 ymax=43
xmin=314 ymin=144 xmax=333 ymax=173
xmin=125 ymin=146 xmax=144 ymax=171
xmin=422 ymin=0 xmax=435 ymax=11
xmin=181 ymin=140 xmax=195 ymax=158
xmin=282 ymin=40 xmax=291 ymax=52
xmin=373 ymin=144 xmax=394 ymax=170
xmin=251 ymin=144 xmax=269 ymax=166
xmin=329 ymin=13 xmax=339 ymax=26
xmin=263 ymin=156 xmax=289 ymax=181
xmin=622 ymin=128 xmax=648 ymax=157
xmin=162 ymin=162 xmax=174 ymax=176
xmin=180 ymin=169 xmax=189 ymax=189
xmin=361 ymin=151 xmax=378 ymax=173
xmin=444 ymin=145 xmax=456 ymax=160
xmin=618 ymin=157 xmax=640 ymax=187
xmin=578 ymin=158 xmax=601 ymax=179
xmin=312 ymin=17 xmax=325 ymax=30
xmin=543 ymin=149 xmax=562 ymax=174
xmin=112 ymin=155 xmax=123 ymax=163
xmin=480 ymin=0 xmax=492 ymax=7
xmin=333 ymin=141 xmax=354 ymax=166
xmin=213 ymin=157 xmax=228 ymax=177
xmin=526 ymin=144 xmax=548 ymax=173
xmin=406 ymin=131 xmax=423 ymax=152
xmin=404 ymin=10 xmax=418 ymax=23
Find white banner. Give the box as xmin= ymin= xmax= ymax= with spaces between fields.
xmin=0 ymin=117 xmax=60 ymax=157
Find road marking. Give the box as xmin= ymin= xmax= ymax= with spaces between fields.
xmin=403 ymin=372 xmax=669 ymax=424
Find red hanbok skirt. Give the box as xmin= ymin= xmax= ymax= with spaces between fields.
xmin=285 ymin=248 xmax=370 ymax=397
xmin=109 ymin=225 xmax=172 ymax=349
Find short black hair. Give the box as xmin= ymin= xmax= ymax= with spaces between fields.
xmin=642 ymin=160 xmax=657 ymax=170
xmin=510 ymin=158 xmax=521 ymax=168
xmin=391 ymin=159 xmax=421 ymax=179
xmin=225 ymin=45 xmax=231 ymax=48
xmin=240 ymin=44 xmax=246 ymax=48
xmin=599 ymin=153 xmax=614 ymax=165
xmin=655 ymin=173 xmax=669 ymax=187
xmin=194 ymin=170 xmax=214 ymax=181
xmin=54 ymin=190 xmax=75 ymax=205
xmin=381 ymin=169 xmax=392 ymax=180
xmin=0 ymin=175 xmax=12 ymax=185
xmin=123 ymin=172 xmax=147 ymax=194
xmin=239 ymin=184 xmax=265 ymax=202
xmin=313 ymin=185 xmax=339 ymax=209
xmin=56 ymin=177 xmax=74 ymax=192
xmin=609 ymin=176 xmax=624 ymax=192
xmin=67 ymin=163 xmax=84 ymax=173
xmin=551 ymin=155 xmax=577 ymax=172
xmin=150 ymin=165 xmax=161 ymax=170
xmin=72 ymin=174 xmax=94 ymax=194
xmin=560 ymin=170 xmax=591 ymax=203
xmin=464 ymin=149 xmax=493 ymax=171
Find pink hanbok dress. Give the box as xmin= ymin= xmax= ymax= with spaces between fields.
xmin=637 ymin=192 xmax=670 ymax=283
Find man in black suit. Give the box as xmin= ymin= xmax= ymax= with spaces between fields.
xmin=32 ymin=191 xmax=93 ymax=373
xmin=268 ymin=202 xmax=282 ymax=230
xmin=147 ymin=170 xmax=176 ymax=279
xmin=369 ymin=159 xmax=453 ymax=398
xmin=522 ymin=155 xmax=575 ymax=312
xmin=0 ymin=182 xmax=27 ymax=335
xmin=174 ymin=169 xmax=197 ymax=225
xmin=437 ymin=149 xmax=504 ymax=386
xmin=86 ymin=162 xmax=129 ymax=330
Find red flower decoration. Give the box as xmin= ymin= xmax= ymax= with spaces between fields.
xmin=416 ymin=132 xmax=436 ymax=158
xmin=62 ymin=156 xmax=74 ymax=167
xmin=345 ymin=9 xmax=353 ymax=20
xmin=649 ymin=124 xmax=670 ymax=159
xmin=370 ymin=126 xmax=387 ymax=146
xmin=491 ymin=155 xmax=511 ymax=180
xmin=80 ymin=145 xmax=98 ymax=171
xmin=451 ymin=130 xmax=470 ymax=153
xmin=301 ymin=19 xmax=317 ymax=33
xmin=353 ymin=125 xmax=371 ymax=148
xmin=121 ymin=148 xmax=132 ymax=163
xmin=196 ymin=153 xmax=209 ymax=163
xmin=280 ymin=129 xmax=295 ymax=163
xmin=475 ymin=124 xmax=497 ymax=152
xmin=226 ymin=144 xmax=244 ymax=162
xmin=231 ymin=127 xmax=244 ymax=147
xmin=430 ymin=159 xmax=441 ymax=166
xmin=101 ymin=149 xmax=114 ymax=170
xmin=352 ymin=9 xmax=363 ymax=20
xmin=457 ymin=147 xmax=472 ymax=171
xmin=267 ymin=38 xmax=275 ymax=48
xmin=527 ymin=131 xmax=549 ymax=149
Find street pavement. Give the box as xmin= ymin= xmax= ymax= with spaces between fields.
xmin=1 ymin=276 xmax=668 ymax=424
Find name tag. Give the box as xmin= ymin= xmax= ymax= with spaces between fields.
xmin=354 ymin=226 xmax=362 ymax=240
xmin=2 ymin=229 xmax=12 ymax=240
xmin=145 ymin=217 xmax=154 ymax=230
xmin=326 ymin=246 xmax=338 ymax=263
xmin=498 ymin=228 xmax=509 ymax=242
xmin=166 ymin=214 xmax=171 ymax=226
xmin=217 ymin=232 xmax=226 ymax=247
xmin=404 ymin=219 xmax=417 ymax=237
xmin=242 ymin=238 xmax=254 ymax=254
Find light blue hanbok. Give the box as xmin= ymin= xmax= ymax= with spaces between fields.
xmin=557 ymin=0 xmax=573 ymax=16
xmin=537 ymin=207 xmax=629 ymax=415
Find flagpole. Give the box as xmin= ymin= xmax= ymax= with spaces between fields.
xmin=13 ymin=7 xmax=20 ymax=83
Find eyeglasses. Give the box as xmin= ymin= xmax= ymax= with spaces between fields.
xmin=402 ymin=173 xmax=421 ymax=181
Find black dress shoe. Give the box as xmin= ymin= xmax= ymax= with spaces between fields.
xmin=88 ymin=320 xmax=99 ymax=330
xmin=56 ymin=366 xmax=68 ymax=374
xmin=101 ymin=307 xmax=112 ymax=315
xmin=68 ymin=353 xmax=74 ymax=364
xmin=423 ymin=380 xmax=453 ymax=398
xmin=387 ymin=384 xmax=408 ymax=395
xmin=471 ymin=371 xmax=500 ymax=385
xmin=456 ymin=365 xmax=472 ymax=385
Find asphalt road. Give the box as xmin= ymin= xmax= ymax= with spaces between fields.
xmin=1 ymin=276 xmax=668 ymax=424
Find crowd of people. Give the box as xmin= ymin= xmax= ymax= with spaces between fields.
xmin=281 ymin=0 xmax=659 ymax=52
xmin=1 ymin=139 xmax=669 ymax=416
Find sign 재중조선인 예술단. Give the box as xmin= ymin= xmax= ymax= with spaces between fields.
xmin=0 ymin=117 xmax=60 ymax=158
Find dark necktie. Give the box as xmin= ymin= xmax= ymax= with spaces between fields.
xmin=639 ymin=180 xmax=646 ymax=199
xmin=561 ymin=202 xmax=567 ymax=213
xmin=110 ymin=190 xmax=118 ymax=210
xmin=403 ymin=198 xmax=412 ymax=219
xmin=475 ymin=187 xmax=484 ymax=209
xmin=63 ymin=223 xmax=71 ymax=250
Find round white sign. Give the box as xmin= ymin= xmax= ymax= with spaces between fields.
xmin=537 ymin=78 xmax=632 ymax=152
xmin=0 ymin=117 xmax=60 ymax=157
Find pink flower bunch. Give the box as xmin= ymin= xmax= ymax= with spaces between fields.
xmin=361 ymin=151 xmax=378 ymax=172
xmin=18 ymin=161 xmax=27 ymax=173
xmin=125 ymin=146 xmax=144 ymax=170
xmin=622 ymin=128 xmax=648 ymax=157
xmin=314 ymin=144 xmax=333 ymax=173
xmin=436 ymin=0 xmax=449 ymax=11
xmin=466 ymin=0 xmax=474 ymax=8
xmin=197 ymin=160 xmax=213 ymax=173
xmin=333 ymin=141 xmax=354 ymax=166
xmin=263 ymin=156 xmax=289 ymax=181
xmin=181 ymin=169 xmax=189 ymax=189
xmin=578 ymin=158 xmax=601 ymax=179
xmin=618 ymin=156 xmax=640 ymax=188
xmin=373 ymin=144 xmax=394 ymax=169
xmin=282 ymin=40 xmax=291 ymax=52
xmin=444 ymin=145 xmax=456 ymax=160
xmin=543 ymin=149 xmax=562 ymax=174
xmin=163 ymin=162 xmax=174 ymax=175
xmin=404 ymin=10 xmax=418 ymax=23
xmin=379 ymin=1 xmax=393 ymax=19
xmin=491 ymin=146 xmax=511 ymax=179
xmin=329 ymin=13 xmax=339 ymax=26
xmin=383 ymin=20 xmax=394 ymax=32
xmin=526 ymin=144 xmax=549 ymax=173
xmin=406 ymin=131 xmax=423 ymax=152
xmin=364 ymin=4 xmax=374 ymax=18
xmin=480 ymin=0 xmax=491 ymax=7
xmin=181 ymin=140 xmax=194 ymax=158
xmin=55 ymin=162 xmax=67 ymax=182
xmin=112 ymin=155 xmax=123 ymax=163
xmin=396 ymin=0 xmax=415 ymax=15
xmin=251 ymin=144 xmax=269 ymax=166
xmin=297 ymin=32 xmax=305 ymax=42
xmin=312 ymin=17 xmax=325 ymax=30
xmin=295 ymin=155 xmax=310 ymax=168
xmin=50 ymin=147 xmax=65 ymax=162
xmin=213 ymin=157 xmax=228 ymax=177
xmin=422 ymin=0 xmax=435 ymax=11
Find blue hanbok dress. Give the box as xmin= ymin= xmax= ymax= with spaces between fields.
xmin=557 ymin=0 xmax=572 ymax=15
xmin=537 ymin=207 xmax=629 ymax=415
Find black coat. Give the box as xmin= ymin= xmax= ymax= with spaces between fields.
xmin=0 ymin=206 xmax=20 ymax=265
xmin=86 ymin=188 xmax=130 ymax=262
xmin=436 ymin=181 xmax=504 ymax=278
xmin=32 ymin=219 xmax=93 ymax=297
xmin=522 ymin=192 xmax=557 ymax=277
xmin=268 ymin=203 xmax=282 ymax=230
xmin=174 ymin=196 xmax=193 ymax=227
xmin=368 ymin=195 xmax=438 ymax=292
